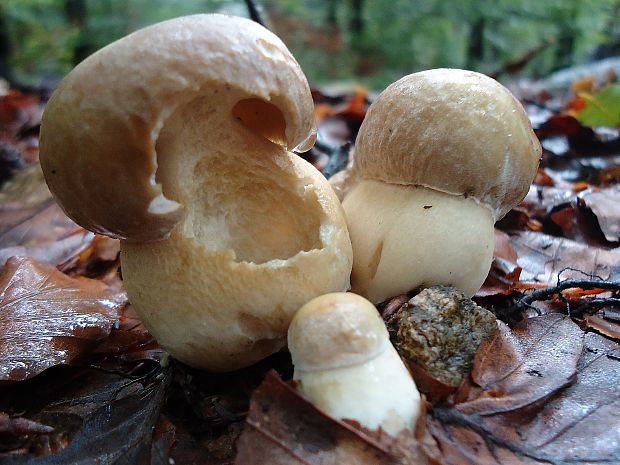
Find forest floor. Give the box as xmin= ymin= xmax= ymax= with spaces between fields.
xmin=0 ymin=64 xmax=619 ymax=464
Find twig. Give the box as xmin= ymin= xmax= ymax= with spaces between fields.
xmin=491 ymin=36 xmax=556 ymax=78
xmin=514 ymin=279 xmax=620 ymax=312
xmin=572 ymin=297 xmax=620 ymax=316
xmin=244 ymin=0 xmax=266 ymax=28
xmin=314 ymin=135 xmax=351 ymax=179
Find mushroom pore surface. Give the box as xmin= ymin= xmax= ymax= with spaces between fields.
xmin=153 ymin=91 xmax=322 ymax=264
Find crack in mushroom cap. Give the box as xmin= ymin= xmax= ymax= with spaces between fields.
xmin=288 ymin=292 xmax=389 ymax=372
xmin=39 ymin=14 xmax=316 ymax=241
xmin=354 ymin=69 xmax=541 ymax=219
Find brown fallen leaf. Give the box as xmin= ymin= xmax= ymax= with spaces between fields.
xmin=0 ymin=363 xmax=168 ymax=462
xmin=93 ymin=304 xmax=160 ymax=362
xmin=428 ymin=314 xmax=620 ymax=465
xmin=456 ymin=314 xmax=583 ymax=413
xmin=585 ymin=309 xmax=620 ymax=340
xmin=511 ymin=230 xmax=620 ymax=285
xmin=0 ymin=256 xmax=126 ymax=382
xmin=235 ymin=371 xmax=431 ymax=465
xmin=579 ymin=186 xmax=620 ymax=242
xmin=59 ymin=234 xmax=121 ymax=282
xmin=478 ymin=230 xmax=522 ymax=297
xmin=0 ymin=164 xmax=91 ymax=267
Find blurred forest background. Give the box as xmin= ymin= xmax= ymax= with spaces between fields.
xmin=1 ymin=0 xmax=619 ymax=89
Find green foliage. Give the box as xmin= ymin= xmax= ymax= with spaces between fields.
xmin=578 ymin=84 xmax=620 ymax=128
xmin=1 ymin=0 xmax=619 ymax=88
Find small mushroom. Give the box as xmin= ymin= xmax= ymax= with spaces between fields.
xmin=339 ymin=69 xmax=541 ymax=303
xmin=39 ymin=15 xmax=353 ymax=371
xmin=288 ymin=292 xmax=421 ymax=436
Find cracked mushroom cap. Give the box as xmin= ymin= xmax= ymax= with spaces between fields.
xmin=39 ymin=15 xmax=353 ymax=371
xmin=354 ymin=68 xmax=541 ymax=220
xmin=40 ymin=14 xmax=316 ymax=242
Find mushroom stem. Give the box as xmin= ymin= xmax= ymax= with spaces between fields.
xmin=343 ymin=180 xmax=495 ymax=303
xmin=288 ymin=292 xmax=421 ymax=436
xmin=295 ymin=345 xmax=420 ymax=436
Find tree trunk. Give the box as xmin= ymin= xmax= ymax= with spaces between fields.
xmin=0 ymin=4 xmax=13 ymax=83
xmin=349 ymin=0 xmax=364 ymax=34
xmin=64 ymin=0 xmax=92 ymax=66
xmin=467 ymin=17 xmax=485 ymax=69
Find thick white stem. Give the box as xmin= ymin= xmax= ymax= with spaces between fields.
xmin=294 ymin=345 xmax=420 ymax=436
xmin=343 ymin=179 xmax=495 ymax=303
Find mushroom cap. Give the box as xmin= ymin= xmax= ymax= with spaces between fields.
xmin=39 ymin=14 xmax=316 ymax=241
xmin=354 ymin=69 xmax=541 ymax=219
xmin=288 ymin=292 xmax=388 ymax=372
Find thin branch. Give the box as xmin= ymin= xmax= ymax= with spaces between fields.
xmin=572 ymin=298 xmax=620 ymax=316
xmin=514 ymin=279 xmax=620 ymax=312
xmin=244 ymin=0 xmax=266 ymax=28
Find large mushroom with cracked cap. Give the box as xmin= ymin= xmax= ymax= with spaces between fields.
xmin=39 ymin=14 xmax=353 ymax=371
xmin=288 ymin=292 xmax=421 ymax=436
xmin=338 ymin=69 xmax=541 ymax=303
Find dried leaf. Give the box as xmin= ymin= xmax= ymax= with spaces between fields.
xmin=0 ymin=256 xmax=126 ymax=381
xmin=0 ymin=164 xmax=90 ymax=266
xmin=429 ymin=315 xmax=620 ymax=464
xmin=458 ymin=314 xmax=583 ymax=414
xmin=579 ymin=186 xmax=620 ymax=242
xmin=478 ymin=230 xmax=522 ymax=296
xmin=585 ymin=311 xmax=620 ymax=340
xmin=511 ymin=231 xmax=620 ymax=285
xmin=0 ymin=365 xmax=169 ymax=463
xmin=235 ymin=371 xmax=428 ymax=465
xmin=93 ymin=304 xmax=160 ymax=362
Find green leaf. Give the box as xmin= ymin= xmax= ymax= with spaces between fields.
xmin=577 ymin=84 xmax=620 ymax=128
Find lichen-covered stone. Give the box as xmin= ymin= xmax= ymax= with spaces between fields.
xmin=387 ymin=286 xmax=498 ymax=387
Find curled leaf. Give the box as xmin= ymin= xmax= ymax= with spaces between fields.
xmin=0 ymin=256 xmax=126 ymax=381
xmin=429 ymin=314 xmax=620 ymax=464
xmin=235 ymin=371 xmax=430 ymax=465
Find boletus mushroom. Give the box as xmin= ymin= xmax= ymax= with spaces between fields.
xmin=338 ymin=69 xmax=541 ymax=303
xmin=39 ymin=15 xmax=353 ymax=371
xmin=288 ymin=292 xmax=421 ymax=436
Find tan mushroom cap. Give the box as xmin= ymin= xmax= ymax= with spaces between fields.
xmin=354 ymin=69 xmax=541 ymax=219
xmin=39 ymin=14 xmax=316 ymax=241
xmin=288 ymin=292 xmax=389 ymax=372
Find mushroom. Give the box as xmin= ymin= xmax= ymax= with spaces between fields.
xmin=39 ymin=15 xmax=353 ymax=371
xmin=288 ymin=292 xmax=421 ymax=436
xmin=338 ymin=69 xmax=541 ymax=303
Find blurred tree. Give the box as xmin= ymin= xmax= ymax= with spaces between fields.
xmin=0 ymin=4 xmax=13 ymax=83
xmin=1 ymin=0 xmax=618 ymax=88
xmin=64 ymin=0 xmax=92 ymax=65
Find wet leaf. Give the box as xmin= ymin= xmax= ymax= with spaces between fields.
xmin=0 ymin=256 xmax=126 ymax=382
xmin=429 ymin=314 xmax=620 ymax=464
xmin=579 ymin=186 xmax=620 ymax=242
xmin=585 ymin=310 xmax=620 ymax=341
xmin=0 ymin=164 xmax=91 ymax=267
xmin=458 ymin=314 xmax=583 ymax=414
xmin=0 ymin=364 xmax=169 ymax=463
xmin=511 ymin=231 xmax=620 ymax=285
xmin=235 ymin=371 xmax=430 ymax=465
xmin=577 ymin=84 xmax=620 ymax=128
xmin=478 ymin=230 xmax=522 ymax=297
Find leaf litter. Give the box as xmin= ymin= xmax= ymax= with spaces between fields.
xmin=1 ymin=71 xmax=620 ymax=464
